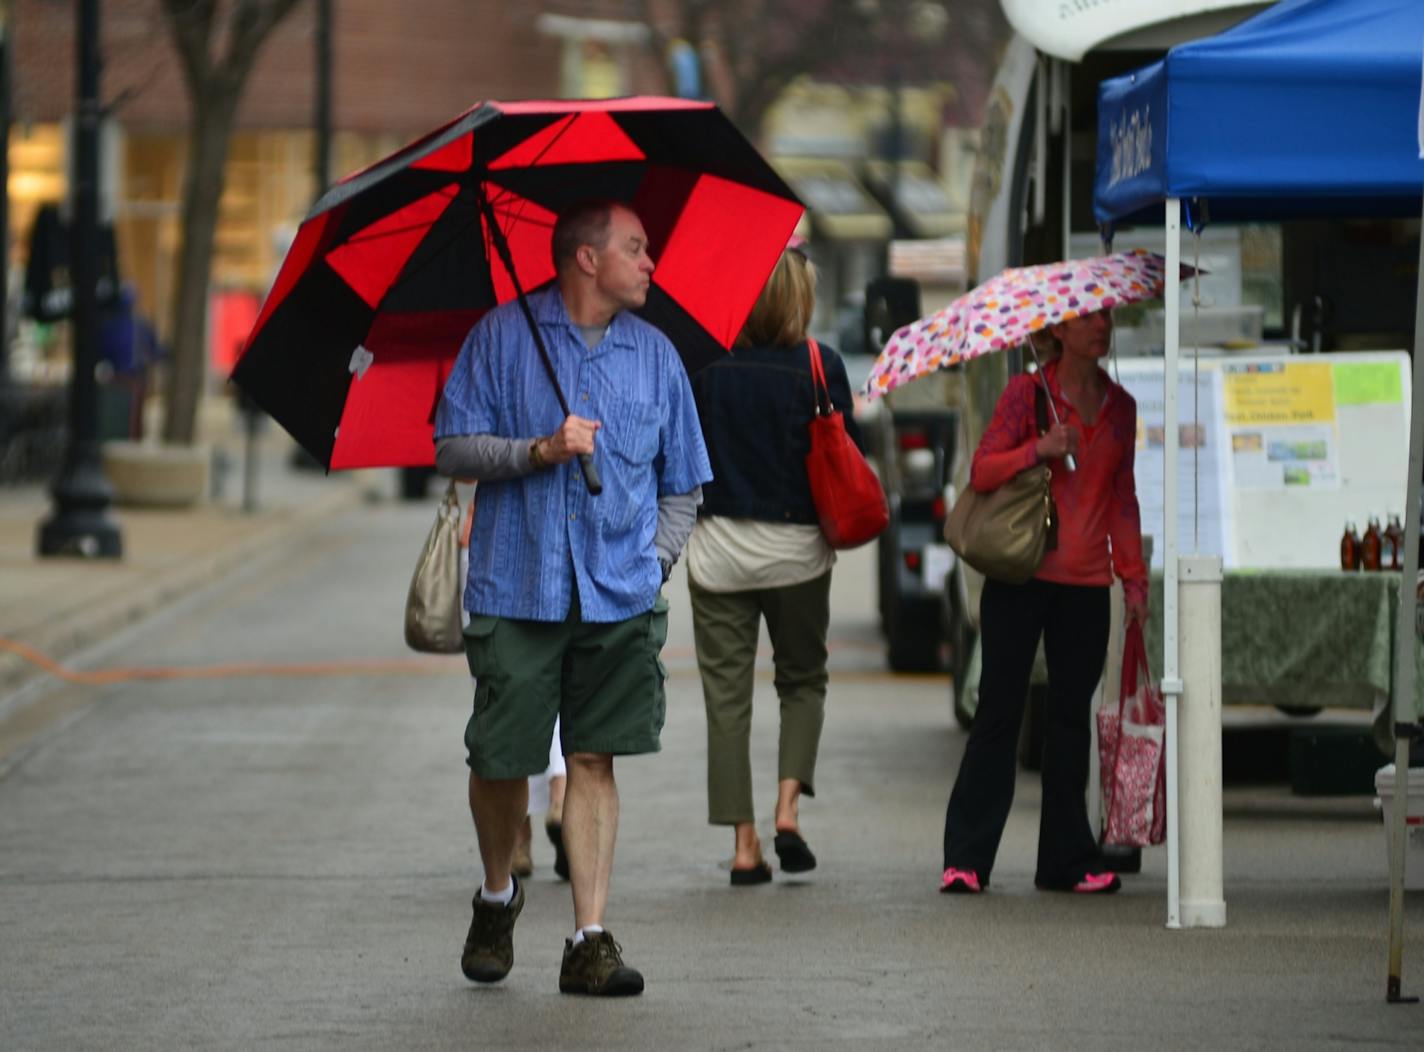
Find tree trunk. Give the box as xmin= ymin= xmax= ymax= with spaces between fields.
xmin=162 ymin=90 xmax=238 ymax=445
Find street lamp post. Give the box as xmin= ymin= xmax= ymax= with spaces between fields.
xmin=314 ymin=0 xmax=331 ymax=192
xmin=37 ymin=0 xmax=121 ymax=558
xmin=1 ymin=0 xmax=12 ymax=386
xmin=287 ymin=0 xmax=332 ymax=475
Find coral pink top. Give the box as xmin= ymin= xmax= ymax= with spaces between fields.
xmin=970 ymin=359 xmax=1148 ymax=606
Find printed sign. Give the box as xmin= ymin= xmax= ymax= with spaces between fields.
xmin=1223 ymin=362 xmax=1338 ymax=489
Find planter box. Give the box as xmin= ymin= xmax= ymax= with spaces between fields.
xmin=102 ymin=441 xmax=209 ymax=508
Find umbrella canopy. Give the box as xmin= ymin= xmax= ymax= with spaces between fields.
xmin=863 ymin=249 xmax=1191 ymax=399
xmin=232 ymin=97 xmax=804 ymax=469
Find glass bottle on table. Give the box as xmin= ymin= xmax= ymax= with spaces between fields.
xmin=1383 ymin=513 xmax=1403 ymax=571
xmin=1340 ymin=520 xmax=1360 ymax=571
xmin=1361 ymin=515 xmax=1382 ymax=571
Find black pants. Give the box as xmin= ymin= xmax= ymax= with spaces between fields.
xmin=942 ymin=577 xmax=1110 ymax=888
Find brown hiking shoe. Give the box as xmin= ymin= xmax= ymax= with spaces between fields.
xmin=558 ymin=931 xmax=644 ymax=996
xmin=460 ymin=878 xmax=524 ymax=983
xmin=512 ymin=840 xmax=534 ymax=878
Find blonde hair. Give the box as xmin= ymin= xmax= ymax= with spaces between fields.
xmin=735 ymin=249 xmax=817 ymax=348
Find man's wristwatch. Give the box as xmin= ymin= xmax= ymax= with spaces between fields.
xmin=529 ymin=437 xmax=546 ymax=470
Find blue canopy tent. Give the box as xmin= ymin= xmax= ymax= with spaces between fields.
xmin=1096 ymin=0 xmax=1424 ymax=226
xmin=1093 ymin=0 xmax=1424 ymax=996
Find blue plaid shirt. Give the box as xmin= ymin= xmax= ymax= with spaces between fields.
xmin=436 ymin=288 xmax=712 ymax=623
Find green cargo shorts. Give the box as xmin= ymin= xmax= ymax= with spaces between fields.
xmin=461 ymin=595 xmax=670 ymax=779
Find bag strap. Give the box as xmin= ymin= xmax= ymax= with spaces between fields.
xmin=1117 ymin=619 xmax=1157 ymax=718
xmin=807 ymin=338 xmax=832 ymax=416
xmin=1133 ymin=620 xmax=1154 ymax=692
xmin=1122 ymin=620 xmax=1144 ymax=703
xmin=439 ymin=479 xmax=462 ymax=529
xmin=1032 ymin=378 xmax=1059 ymax=551
xmin=1118 ymin=619 xmax=1143 ymax=713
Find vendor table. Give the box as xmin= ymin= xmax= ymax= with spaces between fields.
xmin=1144 ymin=570 xmax=1422 ymax=717
xmin=959 ymin=570 xmax=1423 ymax=719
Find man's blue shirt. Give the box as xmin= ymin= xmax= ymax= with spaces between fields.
xmin=435 ymin=287 xmax=712 ymax=623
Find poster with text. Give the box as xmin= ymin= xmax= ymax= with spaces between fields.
xmin=1114 ymin=360 xmax=1231 ymax=569
xmin=1222 ymin=361 xmax=1339 ymax=489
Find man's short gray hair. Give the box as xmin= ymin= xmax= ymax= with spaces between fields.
xmin=551 ymin=200 xmax=620 ymax=272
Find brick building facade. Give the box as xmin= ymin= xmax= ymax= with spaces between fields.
xmin=7 ymin=1 xmax=1005 ymax=376
xmin=9 ymin=0 xmax=662 ymax=348
xmin=12 ymin=1 xmax=571 ymax=134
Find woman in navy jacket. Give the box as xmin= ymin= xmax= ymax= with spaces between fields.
xmin=687 ymin=244 xmax=862 ymax=884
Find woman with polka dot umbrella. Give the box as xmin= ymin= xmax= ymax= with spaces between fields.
xmin=863 ymin=249 xmax=1193 ymax=402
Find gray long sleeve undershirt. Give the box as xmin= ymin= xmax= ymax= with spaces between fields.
xmin=435 ymin=433 xmax=533 ymax=480
xmin=435 ymin=434 xmax=702 ymax=571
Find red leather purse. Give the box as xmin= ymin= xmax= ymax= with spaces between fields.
xmin=804 ymin=339 xmax=888 ymax=549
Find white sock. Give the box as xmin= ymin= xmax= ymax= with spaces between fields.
xmin=571 ymin=924 xmax=604 ymax=946
xmin=481 ymin=877 xmax=516 ymax=907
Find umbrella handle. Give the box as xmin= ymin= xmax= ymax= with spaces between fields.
xmin=577 ymin=453 xmax=603 ymax=496
xmin=1026 ymin=341 xmax=1077 ymax=473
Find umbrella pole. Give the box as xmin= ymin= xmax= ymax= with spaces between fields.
xmin=1024 ymin=339 xmax=1077 ymax=472
xmin=474 ymin=186 xmax=602 ymax=496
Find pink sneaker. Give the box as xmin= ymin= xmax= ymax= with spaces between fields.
xmin=940 ymin=867 xmax=982 ymax=894
xmin=1070 ymin=871 xmax=1121 ymax=895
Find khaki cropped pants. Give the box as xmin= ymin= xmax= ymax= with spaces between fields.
xmin=689 ymin=571 xmax=831 ymax=825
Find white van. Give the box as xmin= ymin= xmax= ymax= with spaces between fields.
xmin=944 ymin=0 xmax=1273 ymax=723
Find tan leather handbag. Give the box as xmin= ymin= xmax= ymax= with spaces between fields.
xmin=943 ymin=464 xmax=1055 ymax=584
xmin=404 ymin=481 xmax=465 ymax=653
xmin=943 ymin=384 xmax=1058 ymax=584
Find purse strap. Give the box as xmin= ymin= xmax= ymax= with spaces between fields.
xmin=1117 ymin=620 xmax=1153 ymax=716
xmin=1032 ymin=378 xmax=1061 ymax=551
xmin=807 ymin=338 xmax=833 ymax=416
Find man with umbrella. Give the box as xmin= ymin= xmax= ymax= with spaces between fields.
xmin=434 ymin=199 xmax=711 ymax=997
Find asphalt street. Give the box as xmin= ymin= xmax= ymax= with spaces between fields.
xmin=1 ymin=496 xmax=1420 ymax=1050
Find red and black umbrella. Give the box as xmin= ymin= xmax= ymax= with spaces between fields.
xmin=231 ymin=97 xmax=804 ymax=475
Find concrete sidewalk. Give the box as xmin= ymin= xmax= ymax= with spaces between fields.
xmin=1 ymin=493 xmax=1420 ymax=1049
xmin=0 ymin=411 xmax=382 ymax=708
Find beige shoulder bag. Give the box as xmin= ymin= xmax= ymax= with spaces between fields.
xmin=404 ymin=481 xmax=465 ymax=653
xmin=943 ymin=384 xmax=1058 ymax=584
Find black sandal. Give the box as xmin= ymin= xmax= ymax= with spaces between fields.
xmin=730 ymin=861 xmax=773 ymax=886
xmin=773 ymin=831 xmax=817 ymax=873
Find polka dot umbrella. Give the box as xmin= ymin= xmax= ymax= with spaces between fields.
xmin=863 ymin=249 xmax=1195 ymax=399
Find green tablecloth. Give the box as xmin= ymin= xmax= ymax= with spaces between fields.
xmin=1144 ymin=569 xmax=1424 ymax=716
xmin=961 ymin=570 xmax=1424 ymax=718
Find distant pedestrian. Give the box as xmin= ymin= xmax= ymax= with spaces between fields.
xmin=435 ymin=199 xmax=711 ymax=995
xmin=685 ymin=242 xmax=860 ymax=884
xmin=514 ymin=730 xmax=568 ymax=880
xmin=940 ymin=307 xmax=1148 ymax=896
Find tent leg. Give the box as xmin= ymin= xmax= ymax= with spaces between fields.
xmin=1164 ymin=198 xmax=1184 ymax=930
xmin=1384 ymin=198 xmax=1424 ymax=1004
xmin=1387 ymin=732 xmax=1419 ymax=1003
xmin=1178 ymin=555 xmax=1225 ymax=927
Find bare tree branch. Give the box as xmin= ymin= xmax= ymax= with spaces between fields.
xmin=217 ymin=0 xmax=306 ymax=90
xmin=160 ymin=0 xmax=218 ymax=99
xmin=620 ymin=0 xmax=1004 ymax=136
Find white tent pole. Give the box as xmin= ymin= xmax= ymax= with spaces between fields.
xmin=1164 ymin=198 xmax=1184 ymax=930
xmin=1385 ymin=201 xmax=1424 ymax=1003
xmin=1060 ymin=61 xmax=1072 ymax=260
